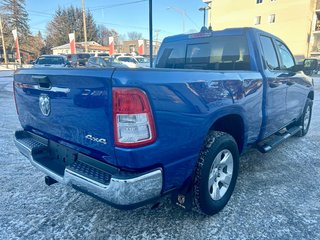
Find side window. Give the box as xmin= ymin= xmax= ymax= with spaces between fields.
xmin=260 ymin=36 xmax=279 ymax=70
xmin=275 ymin=40 xmax=295 ymax=70
xmin=93 ymin=58 xmax=98 ymax=64
xmin=156 ymin=44 xmax=185 ymax=68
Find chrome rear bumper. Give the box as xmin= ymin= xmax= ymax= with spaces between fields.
xmin=14 ymin=130 xmax=163 ymax=208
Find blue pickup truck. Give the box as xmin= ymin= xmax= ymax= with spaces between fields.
xmin=13 ymin=28 xmax=316 ymax=215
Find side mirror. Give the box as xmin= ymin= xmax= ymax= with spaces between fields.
xmin=303 ymin=59 xmax=318 ymax=71
xmin=303 ymin=59 xmax=318 ymax=76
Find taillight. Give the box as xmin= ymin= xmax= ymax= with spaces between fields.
xmin=13 ymin=81 xmax=19 ymax=115
xmin=113 ymin=88 xmax=156 ymax=148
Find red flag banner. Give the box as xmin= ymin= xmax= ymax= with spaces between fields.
xmin=12 ymin=29 xmax=21 ymax=64
xmin=109 ymin=37 xmax=114 ymax=55
xmin=68 ymin=33 xmax=76 ymax=54
xmin=138 ymin=40 xmax=144 ymax=55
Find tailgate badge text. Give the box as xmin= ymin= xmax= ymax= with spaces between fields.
xmin=85 ymin=135 xmax=107 ymax=145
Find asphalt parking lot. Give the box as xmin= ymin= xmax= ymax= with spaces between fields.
xmin=1 ymin=70 xmax=320 ymax=239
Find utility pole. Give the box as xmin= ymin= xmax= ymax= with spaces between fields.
xmin=154 ymin=29 xmax=160 ymax=42
xmin=0 ymin=16 xmax=8 ymax=65
xmin=149 ymin=0 xmax=153 ymax=68
xmin=82 ymin=0 xmax=88 ymax=52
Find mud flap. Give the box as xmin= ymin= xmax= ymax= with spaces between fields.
xmin=171 ymin=177 xmax=193 ymax=211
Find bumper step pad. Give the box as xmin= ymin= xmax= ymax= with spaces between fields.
xmin=67 ymin=161 xmax=111 ymax=185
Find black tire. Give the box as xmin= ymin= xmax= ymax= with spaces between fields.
xmin=193 ymin=131 xmax=239 ymax=215
xmin=295 ymin=98 xmax=312 ymax=137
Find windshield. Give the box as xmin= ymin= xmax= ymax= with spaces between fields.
xmin=135 ymin=57 xmax=149 ymax=63
xmin=77 ymin=54 xmax=91 ymax=59
xmin=36 ymin=57 xmax=65 ymax=65
xmin=103 ymin=57 xmax=113 ymax=63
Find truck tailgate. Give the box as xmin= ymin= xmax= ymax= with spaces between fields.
xmin=14 ymin=68 xmax=116 ymax=165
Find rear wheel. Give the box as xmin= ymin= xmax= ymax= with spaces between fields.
xmin=295 ymin=99 xmax=312 ymax=137
xmin=193 ymin=131 xmax=239 ymax=215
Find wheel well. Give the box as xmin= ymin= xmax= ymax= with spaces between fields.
xmin=210 ymin=114 xmax=245 ymax=154
xmin=308 ymin=91 xmax=314 ymax=100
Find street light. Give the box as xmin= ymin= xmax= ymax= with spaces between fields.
xmin=199 ymin=0 xmax=212 ymax=29
xmin=166 ymin=6 xmax=186 ymax=33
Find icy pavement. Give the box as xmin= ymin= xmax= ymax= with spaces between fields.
xmin=0 ymin=70 xmax=14 ymax=78
xmin=0 ymin=75 xmax=320 ymax=239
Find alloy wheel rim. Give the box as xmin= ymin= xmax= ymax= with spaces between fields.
xmin=304 ymin=106 xmax=311 ymax=130
xmin=208 ymin=149 xmax=234 ymax=201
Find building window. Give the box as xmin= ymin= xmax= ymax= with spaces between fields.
xmin=256 ymin=0 xmax=263 ymax=4
xmin=269 ymin=14 xmax=276 ymax=23
xmin=254 ymin=16 xmax=261 ymax=25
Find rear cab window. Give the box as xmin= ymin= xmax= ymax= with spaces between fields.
xmin=155 ymin=35 xmax=251 ymax=70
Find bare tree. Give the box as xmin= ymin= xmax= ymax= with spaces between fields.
xmin=127 ymin=31 xmax=143 ymax=40
xmin=97 ymin=25 xmax=119 ymax=46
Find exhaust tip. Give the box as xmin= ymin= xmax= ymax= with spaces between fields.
xmin=45 ymin=176 xmax=57 ymax=186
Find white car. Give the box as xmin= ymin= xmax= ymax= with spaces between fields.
xmin=116 ymin=56 xmax=150 ymax=68
xmin=33 ymin=55 xmax=70 ymax=68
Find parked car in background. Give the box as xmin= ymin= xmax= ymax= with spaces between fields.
xmin=116 ymin=56 xmax=150 ymax=68
xmin=66 ymin=53 xmax=91 ymax=67
xmin=86 ymin=56 xmax=128 ymax=68
xmin=96 ymin=53 xmax=110 ymax=57
xmin=111 ymin=53 xmax=130 ymax=59
xmin=33 ymin=55 xmax=70 ymax=68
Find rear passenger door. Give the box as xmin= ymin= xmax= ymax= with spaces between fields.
xmin=260 ymin=35 xmax=287 ymax=137
xmin=274 ymin=40 xmax=306 ymax=124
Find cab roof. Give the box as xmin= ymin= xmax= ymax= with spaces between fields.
xmin=162 ymin=27 xmax=278 ymax=43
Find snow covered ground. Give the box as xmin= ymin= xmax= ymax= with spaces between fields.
xmin=1 ymin=71 xmax=320 ymax=239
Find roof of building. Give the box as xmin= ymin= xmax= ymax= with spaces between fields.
xmin=51 ymin=41 xmax=107 ymax=50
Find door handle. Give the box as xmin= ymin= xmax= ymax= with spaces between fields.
xmin=32 ymin=75 xmax=51 ymax=89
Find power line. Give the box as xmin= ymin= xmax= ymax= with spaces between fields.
xmin=90 ymin=0 xmax=147 ymax=11
xmin=185 ymin=13 xmax=200 ymax=29
xmin=27 ymin=0 xmax=79 ymax=17
xmin=96 ymin=21 xmax=173 ymax=35
xmin=28 ymin=11 xmax=53 ymax=17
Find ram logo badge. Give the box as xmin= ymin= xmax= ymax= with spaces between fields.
xmin=85 ymin=134 xmax=107 ymax=145
xmin=39 ymin=94 xmax=51 ymax=116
